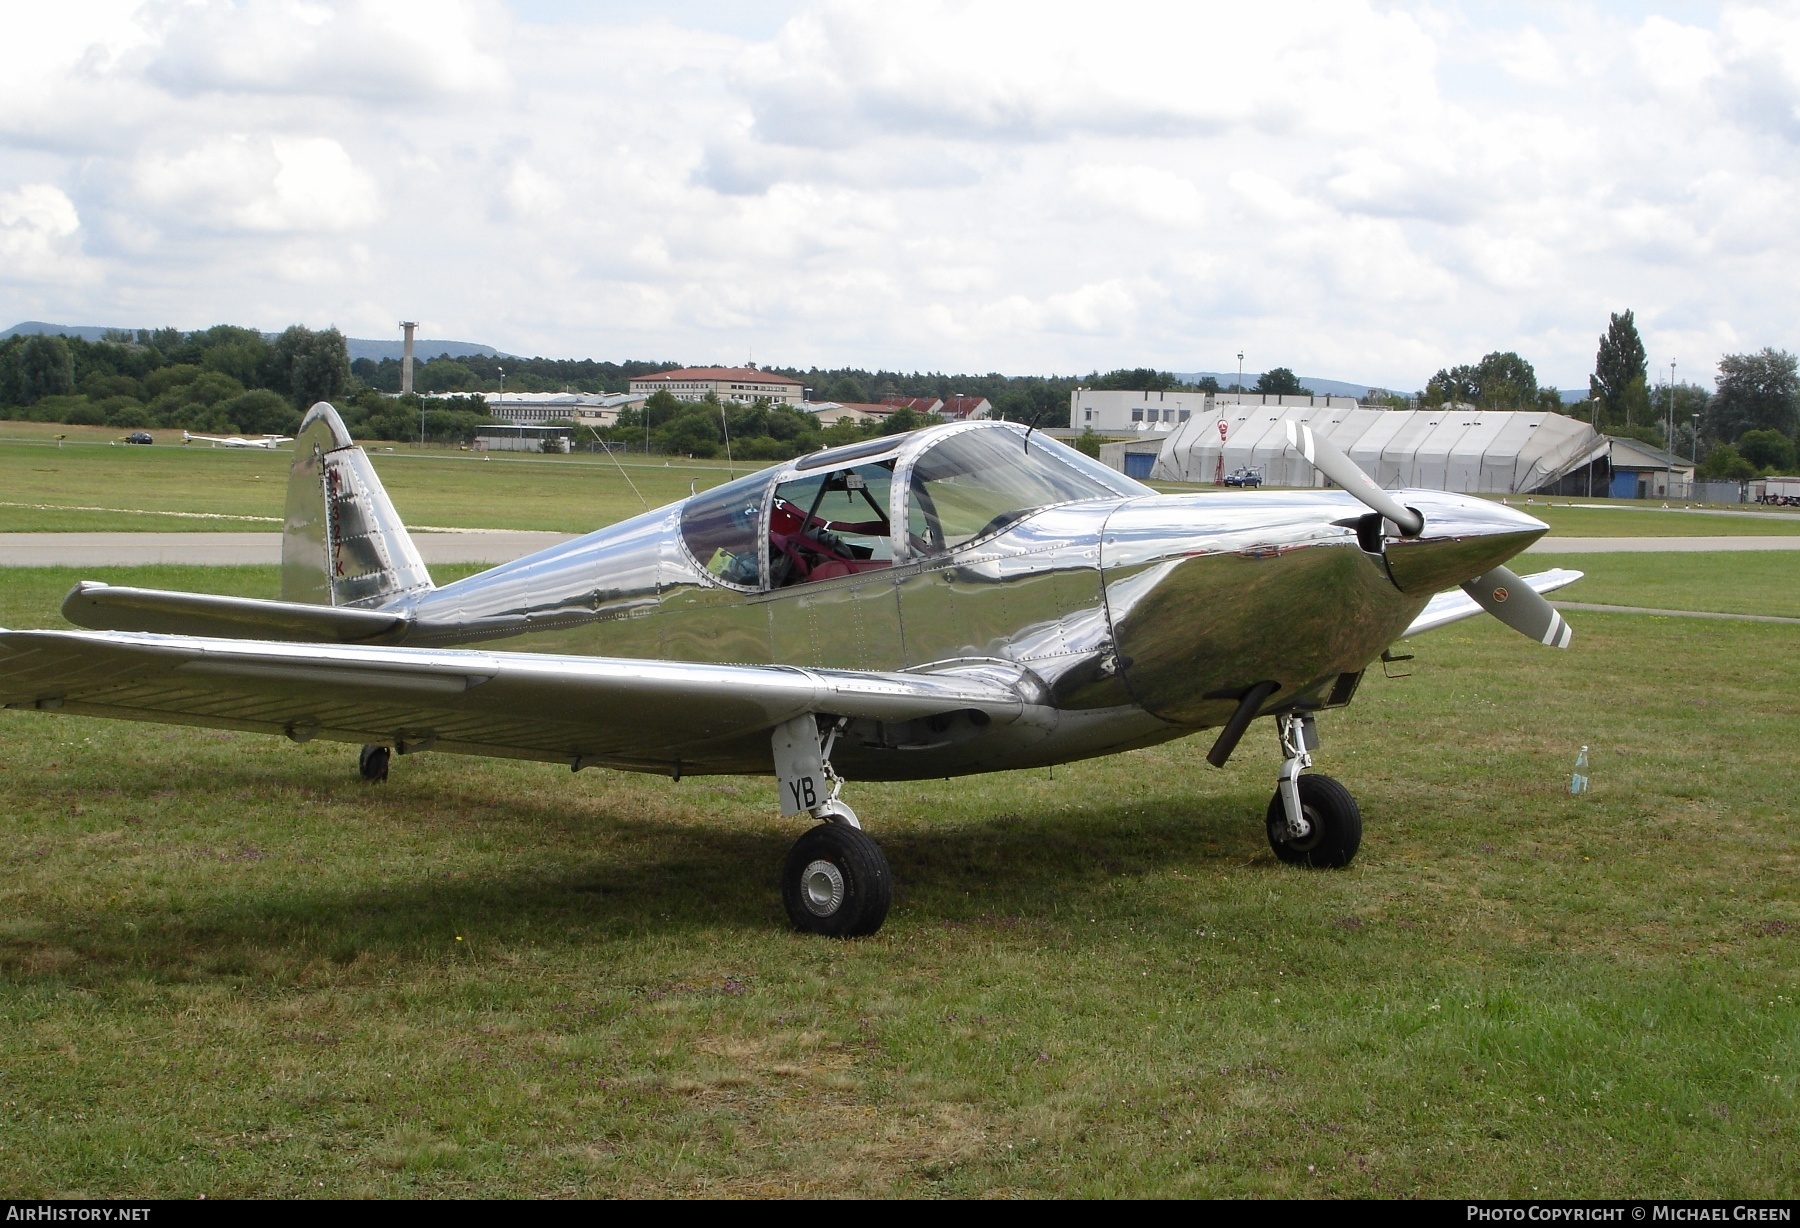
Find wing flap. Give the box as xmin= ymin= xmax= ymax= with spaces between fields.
xmin=1401 ymin=567 xmax=1584 ymax=638
xmin=0 ymin=629 xmax=1034 ymax=772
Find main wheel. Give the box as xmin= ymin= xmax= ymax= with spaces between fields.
xmin=1266 ymin=773 xmax=1361 ymax=868
xmin=358 ymin=744 xmax=390 ymax=783
xmin=782 ymin=822 xmax=893 ymax=937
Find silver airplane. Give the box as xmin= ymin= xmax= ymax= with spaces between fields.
xmin=1 ymin=404 xmax=1579 ymax=937
xmin=182 ymin=430 xmax=296 ymax=449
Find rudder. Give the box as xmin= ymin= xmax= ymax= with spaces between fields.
xmin=283 ymin=402 xmax=433 ymax=608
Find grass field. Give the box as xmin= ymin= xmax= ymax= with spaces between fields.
xmin=0 ymin=429 xmax=739 ymax=534
xmin=6 ymin=420 xmax=1799 ymax=539
xmin=0 ymin=558 xmax=1795 ymax=1197
xmin=1512 ymin=503 xmax=1800 ymax=538
xmin=1535 ymin=553 xmax=1800 ymax=619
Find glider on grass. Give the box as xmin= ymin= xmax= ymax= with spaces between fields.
xmin=182 ymin=430 xmax=295 ymax=449
xmin=3 ymin=405 xmax=1578 ymax=936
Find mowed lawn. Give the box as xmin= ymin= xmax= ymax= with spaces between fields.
xmin=8 ymin=420 xmax=1800 ymax=539
xmin=0 ymin=559 xmax=1795 ymax=1197
xmin=1537 ymin=553 xmax=1800 ymax=620
xmin=1517 ymin=502 xmax=1800 ymax=538
xmin=0 ymin=427 xmax=742 ymax=534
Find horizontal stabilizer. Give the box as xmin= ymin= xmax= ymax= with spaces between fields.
xmin=1401 ymin=568 xmax=1583 ymax=638
xmin=61 ymin=582 xmax=409 ymax=644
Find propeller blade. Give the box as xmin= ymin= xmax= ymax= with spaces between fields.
xmin=1460 ymin=564 xmax=1573 ymax=648
xmin=1284 ymin=420 xmax=1424 ymax=537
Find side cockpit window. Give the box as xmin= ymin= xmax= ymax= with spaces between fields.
xmin=768 ymin=462 xmax=895 ymax=589
xmin=680 ymin=470 xmax=777 ymax=589
xmin=906 ymin=426 xmax=1128 ymax=556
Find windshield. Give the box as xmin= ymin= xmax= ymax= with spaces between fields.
xmin=906 ymin=427 xmax=1129 ymax=555
xmin=679 ymin=469 xmax=778 ymax=588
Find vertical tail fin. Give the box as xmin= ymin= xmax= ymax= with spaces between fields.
xmin=283 ymin=402 xmax=434 ymax=608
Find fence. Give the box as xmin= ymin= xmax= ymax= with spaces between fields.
xmin=1692 ymin=480 xmax=1744 ymax=504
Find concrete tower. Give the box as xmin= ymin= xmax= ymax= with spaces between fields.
xmin=400 ymin=321 xmax=418 ymax=395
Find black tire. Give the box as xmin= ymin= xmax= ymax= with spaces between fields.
xmin=358 ymin=744 xmax=390 ymax=784
xmin=782 ymin=822 xmax=893 ymax=937
xmin=1266 ymin=773 xmax=1361 ymax=868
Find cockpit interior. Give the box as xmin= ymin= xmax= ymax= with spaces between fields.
xmin=678 ymin=423 xmax=1144 ymax=593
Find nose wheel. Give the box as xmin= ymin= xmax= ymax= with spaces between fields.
xmin=1266 ymin=713 xmax=1361 ymax=867
xmin=1266 ymin=772 xmax=1361 ymax=867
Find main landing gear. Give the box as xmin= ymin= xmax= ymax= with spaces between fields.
xmin=358 ymin=743 xmax=390 ymax=783
xmin=1265 ymin=712 xmax=1362 ymax=868
xmin=772 ymin=715 xmax=893 ymax=937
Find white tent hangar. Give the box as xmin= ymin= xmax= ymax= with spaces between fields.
xmin=1150 ymin=403 xmax=1605 ymax=494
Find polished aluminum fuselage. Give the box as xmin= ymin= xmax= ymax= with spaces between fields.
xmin=381 ymin=424 xmax=1545 ymax=780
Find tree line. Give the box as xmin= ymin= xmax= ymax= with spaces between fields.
xmin=0 ymin=325 xmax=485 ymax=444
xmin=6 ymin=317 xmax=1795 ymax=476
xmin=1383 ymin=310 xmax=1797 ymax=480
xmin=1569 ymin=310 xmax=1796 ymax=480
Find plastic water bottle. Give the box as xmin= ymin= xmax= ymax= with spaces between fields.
xmin=1570 ymin=746 xmax=1589 ymax=796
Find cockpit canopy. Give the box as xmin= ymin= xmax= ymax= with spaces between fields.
xmin=679 ymin=421 xmax=1148 ymax=591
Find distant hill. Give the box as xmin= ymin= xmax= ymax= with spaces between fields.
xmin=1173 ymin=371 xmax=1386 ymax=398
xmin=2 ymin=321 xmax=507 ymax=364
xmin=2 ymin=321 xmax=133 ymax=343
xmin=1173 ymin=370 xmax=1585 ymax=405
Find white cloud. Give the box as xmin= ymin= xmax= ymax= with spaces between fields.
xmin=2 ymin=1 xmax=1800 ymax=389
xmin=139 ymin=0 xmax=509 ymax=101
xmin=0 ymin=184 xmax=95 ymax=284
xmin=132 ymin=135 xmax=380 ymax=233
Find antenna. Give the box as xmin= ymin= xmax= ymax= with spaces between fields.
xmin=587 ymin=423 xmax=648 ymax=512
xmin=1022 ymin=403 xmax=1049 ymax=454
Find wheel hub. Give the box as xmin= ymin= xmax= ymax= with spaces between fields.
xmin=1283 ymin=804 xmax=1324 ymax=850
xmin=800 ymin=859 xmax=846 ymax=917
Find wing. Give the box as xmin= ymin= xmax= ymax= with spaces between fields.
xmin=1401 ymin=567 xmax=1583 ymax=638
xmin=0 ymin=629 xmax=1036 ymax=775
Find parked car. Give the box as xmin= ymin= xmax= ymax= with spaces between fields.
xmin=124 ymin=432 xmax=154 ymax=445
xmin=1223 ymin=466 xmax=1262 ymax=488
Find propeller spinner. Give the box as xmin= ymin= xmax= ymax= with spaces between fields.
xmin=1282 ymin=419 xmax=1571 ymax=650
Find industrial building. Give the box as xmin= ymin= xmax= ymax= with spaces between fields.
xmin=1072 ymin=389 xmax=1355 ymax=435
xmin=1601 ymin=437 xmax=1694 ymax=499
xmin=485 ymin=391 xmax=645 ymax=428
xmin=473 ymin=424 xmax=573 ymax=453
xmin=628 ymin=366 xmax=804 ymax=406
xmin=1104 ymin=400 xmax=1608 ymax=495
xmin=806 ymin=401 xmax=901 ymax=426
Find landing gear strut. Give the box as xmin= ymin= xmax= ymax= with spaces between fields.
xmin=358 ymin=744 xmax=390 ymax=783
xmin=1265 ymin=713 xmax=1361 ymax=867
xmin=772 ymin=715 xmax=892 ymax=936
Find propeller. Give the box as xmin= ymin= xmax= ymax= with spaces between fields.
xmin=1280 ymin=419 xmax=1572 ymax=650
xmin=1283 ymin=420 xmax=1423 ymax=537
xmin=1460 ymin=565 xmax=1573 ymax=648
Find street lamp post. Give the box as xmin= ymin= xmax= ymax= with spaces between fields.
xmin=1237 ymin=351 xmax=1244 ymax=393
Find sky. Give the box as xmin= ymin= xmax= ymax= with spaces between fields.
xmin=1 ymin=1 xmax=1796 ymax=391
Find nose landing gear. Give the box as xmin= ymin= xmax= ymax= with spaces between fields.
xmin=1266 ymin=713 xmax=1362 ymax=867
xmin=772 ymin=715 xmax=893 ymax=936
